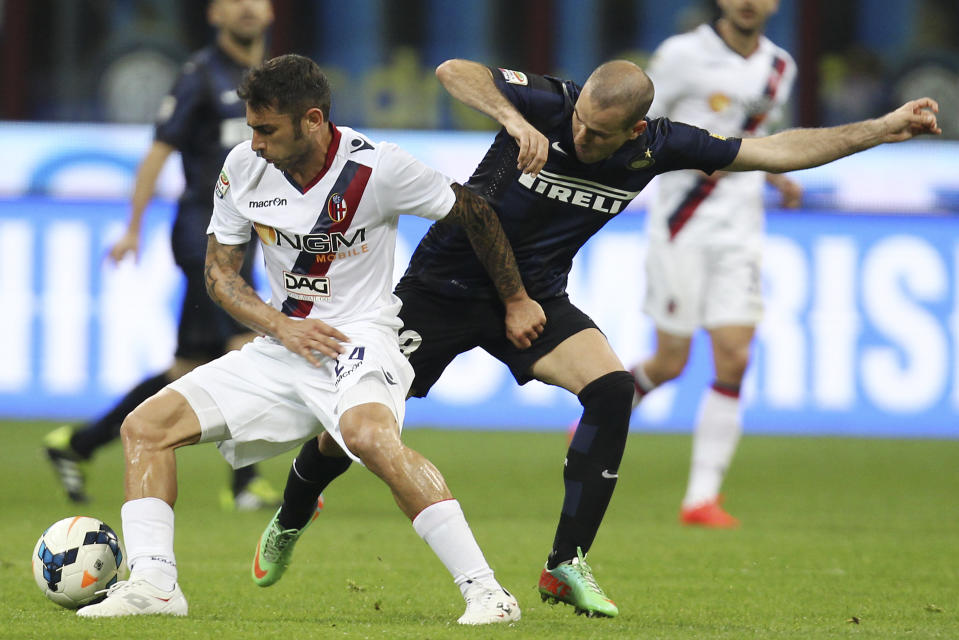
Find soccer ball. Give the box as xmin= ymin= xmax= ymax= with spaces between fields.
xmin=32 ymin=516 xmax=126 ymax=609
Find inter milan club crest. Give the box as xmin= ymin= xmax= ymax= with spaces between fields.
xmin=328 ymin=193 xmax=348 ymax=222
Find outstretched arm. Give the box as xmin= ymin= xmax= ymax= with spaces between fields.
xmin=108 ymin=140 xmax=175 ymax=264
xmin=728 ymin=98 xmax=941 ymax=173
xmin=443 ymin=183 xmax=546 ymax=349
xmin=204 ymin=236 xmax=347 ymax=366
xmin=436 ymin=58 xmax=548 ymax=175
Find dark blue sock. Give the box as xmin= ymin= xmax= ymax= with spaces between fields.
xmin=548 ymin=371 xmax=633 ymax=569
xmin=278 ymin=438 xmax=352 ymax=529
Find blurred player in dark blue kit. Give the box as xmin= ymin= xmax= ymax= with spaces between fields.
xmin=254 ymin=58 xmax=940 ymax=617
xmin=45 ymin=0 xmax=280 ymax=511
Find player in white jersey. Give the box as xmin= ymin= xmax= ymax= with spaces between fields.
xmin=79 ymin=54 xmax=546 ymax=625
xmin=630 ymin=0 xmax=801 ymax=528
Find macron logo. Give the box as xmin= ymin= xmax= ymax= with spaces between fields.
xmin=249 ymin=197 xmax=287 ymax=208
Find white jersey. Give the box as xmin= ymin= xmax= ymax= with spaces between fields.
xmin=209 ymin=124 xmax=455 ymax=332
xmin=646 ymin=23 xmax=796 ymax=247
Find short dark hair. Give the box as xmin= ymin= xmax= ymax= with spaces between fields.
xmin=238 ymin=54 xmax=332 ymax=121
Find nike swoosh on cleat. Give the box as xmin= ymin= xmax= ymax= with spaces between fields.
xmin=601 ymin=469 xmax=618 ymax=479
xmin=253 ymin=541 xmax=268 ymax=579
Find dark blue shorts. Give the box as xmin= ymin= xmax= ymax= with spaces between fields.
xmin=395 ymin=283 xmax=598 ymax=397
xmin=175 ymin=247 xmax=255 ymax=361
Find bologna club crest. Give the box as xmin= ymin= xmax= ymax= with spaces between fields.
xmin=328 ymin=193 xmax=348 ymax=222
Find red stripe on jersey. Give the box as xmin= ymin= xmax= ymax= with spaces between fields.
xmin=667 ymin=178 xmax=718 ymax=240
xmin=299 ymin=124 xmax=343 ymax=193
xmin=285 ymin=163 xmax=373 ymax=318
xmin=742 ymin=56 xmax=788 ymax=134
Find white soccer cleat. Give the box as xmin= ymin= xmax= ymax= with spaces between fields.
xmin=76 ymin=580 xmax=188 ymax=618
xmin=457 ymin=582 xmax=521 ymax=625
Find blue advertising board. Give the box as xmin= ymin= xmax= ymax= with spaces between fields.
xmin=1 ymin=196 xmax=956 ymax=438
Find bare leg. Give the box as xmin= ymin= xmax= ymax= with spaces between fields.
xmin=639 ymin=328 xmax=693 ymax=387
xmin=679 ymin=325 xmax=753 ymax=520
xmin=338 ymin=401 xmax=517 ymax=624
xmin=121 ymin=388 xmax=203 ymax=505
xmin=338 ymin=402 xmax=450 ymax=518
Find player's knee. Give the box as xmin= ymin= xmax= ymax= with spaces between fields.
xmin=120 ymin=391 xmax=197 ymax=453
xmin=644 ymin=346 xmax=687 ymax=383
xmin=578 ymin=371 xmax=635 ymax=420
xmin=657 ymin=358 xmax=686 ymax=382
xmin=120 ymin=406 xmax=163 ymax=452
xmin=715 ymin=345 xmax=751 ymax=382
xmin=340 ymin=420 xmax=397 ymax=466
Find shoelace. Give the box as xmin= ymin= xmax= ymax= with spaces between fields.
xmin=93 ymin=580 xmax=131 ymax=597
xmin=263 ymin=524 xmax=298 ymax=562
xmin=571 ymin=549 xmax=608 ymax=598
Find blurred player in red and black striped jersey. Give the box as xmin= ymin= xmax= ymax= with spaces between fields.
xmin=631 ymin=0 xmax=799 ymax=529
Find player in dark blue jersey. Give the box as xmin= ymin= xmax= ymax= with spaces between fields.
xmin=260 ymin=58 xmax=940 ymax=617
xmin=45 ymin=0 xmax=280 ymax=510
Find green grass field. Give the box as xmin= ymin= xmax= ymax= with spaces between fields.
xmin=2 ymin=420 xmax=957 ymax=639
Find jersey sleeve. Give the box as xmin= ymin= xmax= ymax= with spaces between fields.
xmin=652 ymin=118 xmax=742 ymax=174
xmin=372 ymin=143 xmax=456 ymax=221
xmin=487 ymin=66 xmax=569 ymax=130
xmin=154 ymin=60 xmax=207 ymax=150
xmin=208 ymin=156 xmax=252 ymax=245
xmin=645 ymin=39 xmax=688 ymax=119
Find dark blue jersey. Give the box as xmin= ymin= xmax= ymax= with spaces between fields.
xmin=399 ymin=69 xmax=742 ymax=299
xmin=155 ymin=44 xmax=251 ymax=265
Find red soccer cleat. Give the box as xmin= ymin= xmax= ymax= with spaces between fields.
xmin=679 ymin=498 xmax=740 ymax=529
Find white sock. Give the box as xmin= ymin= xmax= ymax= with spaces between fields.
xmin=682 ymin=385 xmax=742 ymax=508
xmin=412 ymin=499 xmax=496 ymax=595
xmin=630 ymin=363 xmax=657 ymax=409
xmin=121 ymin=497 xmax=178 ymax=591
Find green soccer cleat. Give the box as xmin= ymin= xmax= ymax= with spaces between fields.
xmin=44 ymin=425 xmax=88 ymax=503
xmin=252 ymin=497 xmax=323 ymax=587
xmin=537 ymin=547 xmax=619 ymax=618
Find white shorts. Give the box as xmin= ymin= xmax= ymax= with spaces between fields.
xmin=168 ymin=330 xmax=413 ymax=468
xmin=643 ymin=239 xmax=763 ymax=336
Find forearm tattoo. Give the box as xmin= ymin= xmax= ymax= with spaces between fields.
xmin=444 ymin=183 xmax=524 ymax=300
xmin=204 ymin=238 xmax=273 ymax=335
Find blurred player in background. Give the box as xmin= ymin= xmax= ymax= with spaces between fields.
xmin=78 ymin=54 xmax=542 ymax=623
xmin=629 ymin=0 xmax=798 ymax=529
xmin=254 ymin=51 xmax=938 ymax=618
xmin=44 ymin=0 xmax=281 ymax=510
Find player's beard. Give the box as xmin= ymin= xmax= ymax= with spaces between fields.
xmin=270 ymin=135 xmax=314 ymax=174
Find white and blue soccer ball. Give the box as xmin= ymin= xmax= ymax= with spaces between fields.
xmin=32 ymin=516 xmax=127 ymax=609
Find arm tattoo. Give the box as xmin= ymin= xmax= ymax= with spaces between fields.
xmin=443 ymin=183 xmax=524 ymax=300
xmin=204 ymin=236 xmax=275 ymax=336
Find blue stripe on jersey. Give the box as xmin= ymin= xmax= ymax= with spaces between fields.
xmin=280 ymin=160 xmax=371 ymax=317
